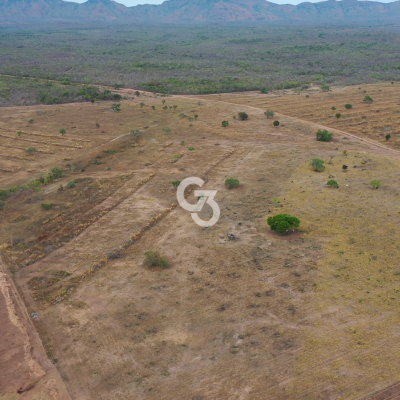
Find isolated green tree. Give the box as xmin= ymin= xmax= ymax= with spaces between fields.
xmin=238 ymin=112 xmax=248 ymax=121
xmin=222 ymin=120 xmax=229 ymax=127
xmin=310 ymin=158 xmax=325 ymax=172
xmin=363 ymin=95 xmax=373 ymax=103
xmin=327 ymin=180 xmax=339 ymax=188
xmin=335 ymin=113 xmax=341 ymax=119
xmin=273 ymin=120 xmax=280 ymax=126
xmin=331 ymin=106 xmax=336 ymax=111
xmin=345 ymin=104 xmax=352 ymax=109
xmin=267 ymin=214 xmax=300 ymax=234
xmin=385 ymin=134 xmax=391 ymax=141
xmin=59 ymin=128 xmax=66 ymax=135
xmin=225 ymin=178 xmax=240 ymax=189
xmin=370 ymin=179 xmax=381 ymax=189
xmin=316 ymin=129 xmax=333 ymax=141
xmin=264 ymin=110 xmax=274 ymax=119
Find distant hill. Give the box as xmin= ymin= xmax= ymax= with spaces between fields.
xmin=1 ymin=0 xmax=400 ymax=24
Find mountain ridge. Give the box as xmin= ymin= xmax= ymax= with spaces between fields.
xmin=1 ymin=0 xmax=400 ymax=24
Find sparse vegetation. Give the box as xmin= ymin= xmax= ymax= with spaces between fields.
xmin=112 ymin=103 xmax=121 ymax=112
xmin=144 ymin=251 xmax=169 ymax=269
xmin=26 ymin=147 xmax=37 ymax=154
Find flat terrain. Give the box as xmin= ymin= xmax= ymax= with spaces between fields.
xmin=1 ymin=84 xmax=400 ymax=399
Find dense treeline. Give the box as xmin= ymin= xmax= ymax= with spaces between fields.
xmin=0 ymin=23 xmax=400 ymax=104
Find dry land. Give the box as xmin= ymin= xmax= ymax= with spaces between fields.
xmin=1 ymin=83 xmax=400 ymax=399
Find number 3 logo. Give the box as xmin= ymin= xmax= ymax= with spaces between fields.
xmin=177 ymin=177 xmax=220 ymax=227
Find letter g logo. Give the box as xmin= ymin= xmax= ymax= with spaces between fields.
xmin=177 ymin=177 xmax=220 ymax=227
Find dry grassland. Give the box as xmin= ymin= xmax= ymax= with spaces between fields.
xmin=1 ymin=84 xmax=400 ymax=400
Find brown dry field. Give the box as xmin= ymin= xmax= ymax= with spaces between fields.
xmin=1 ymin=84 xmax=400 ymax=400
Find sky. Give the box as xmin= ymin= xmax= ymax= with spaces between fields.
xmin=64 ymin=0 xmax=396 ymax=7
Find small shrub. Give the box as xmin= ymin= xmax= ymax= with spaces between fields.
xmin=316 ymin=129 xmax=333 ymax=141
xmin=28 ymin=119 xmax=34 ymax=123
xmin=363 ymin=95 xmax=373 ymax=103
xmin=385 ymin=134 xmax=391 ymax=141
xmin=111 ymin=103 xmax=121 ymax=112
xmin=163 ymin=127 xmax=171 ymax=133
xmin=267 ymin=214 xmax=300 ymax=234
xmin=327 ymin=180 xmax=339 ymax=188
xmin=144 ymin=251 xmax=169 ymax=269
xmin=67 ymin=181 xmax=76 ymax=188
xmin=140 ymin=102 xmax=145 ymax=108
xmin=331 ymin=106 xmax=336 ymax=110
xmin=0 ymin=189 xmax=8 ymax=201
xmin=26 ymin=147 xmax=37 ymax=154
xmin=264 ymin=110 xmax=274 ymax=119
xmin=273 ymin=120 xmax=280 ymax=126
xmin=345 ymin=104 xmax=352 ymax=109
xmin=59 ymin=128 xmax=66 ymax=135
xmin=41 ymin=203 xmax=53 ymax=210
xmin=370 ymin=179 xmax=381 ymax=189
xmin=238 ymin=112 xmax=248 ymax=121
xmin=225 ymin=178 xmax=240 ymax=189
xmin=310 ymin=158 xmax=325 ymax=172
xmin=171 ymin=180 xmax=181 ymax=188
xmin=51 ymin=167 xmax=63 ymax=179
xmin=335 ymin=113 xmax=341 ymax=119
xmin=222 ymin=120 xmax=229 ymax=127
xmin=17 ymin=130 xmax=22 ymax=136
xmin=188 ymin=147 xmax=195 ymax=151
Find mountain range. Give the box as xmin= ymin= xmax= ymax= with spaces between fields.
xmin=1 ymin=0 xmax=400 ymax=24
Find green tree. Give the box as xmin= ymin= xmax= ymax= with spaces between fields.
xmin=238 ymin=112 xmax=248 ymax=121
xmin=59 ymin=128 xmax=66 ymax=135
xmin=264 ymin=110 xmax=274 ymax=119
xmin=112 ymin=103 xmax=121 ymax=112
xmin=222 ymin=120 xmax=229 ymax=127
xmin=327 ymin=180 xmax=339 ymax=188
xmin=335 ymin=113 xmax=341 ymax=119
xmin=331 ymin=106 xmax=336 ymax=110
xmin=316 ymin=129 xmax=333 ymax=141
xmin=363 ymin=95 xmax=373 ymax=103
xmin=140 ymin=102 xmax=145 ymax=108
xmin=385 ymin=134 xmax=391 ymax=141
xmin=171 ymin=181 xmax=181 ymax=188
xmin=345 ymin=104 xmax=352 ymax=109
xmin=267 ymin=214 xmax=300 ymax=234
xmin=370 ymin=179 xmax=381 ymax=189
xmin=273 ymin=120 xmax=280 ymax=127
xmin=310 ymin=158 xmax=325 ymax=172
xmin=225 ymin=178 xmax=239 ymax=189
